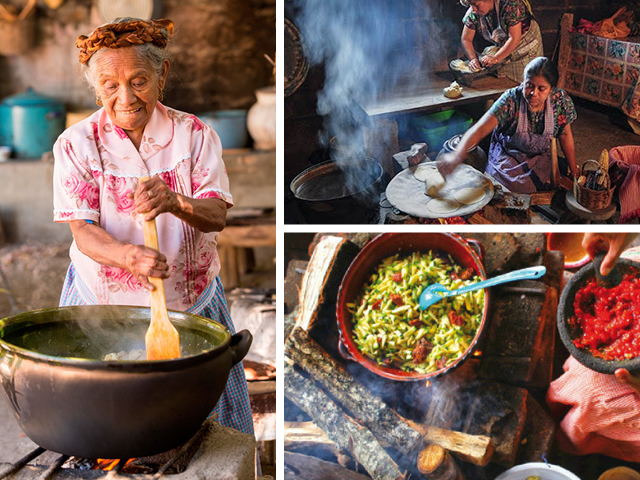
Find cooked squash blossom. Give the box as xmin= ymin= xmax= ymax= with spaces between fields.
xmin=347 ymin=251 xmax=485 ymax=374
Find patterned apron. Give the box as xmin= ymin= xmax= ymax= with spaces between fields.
xmin=476 ymin=0 xmax=544 ymax=82
xmin=486 ymin=91 xmax=555 ymax=193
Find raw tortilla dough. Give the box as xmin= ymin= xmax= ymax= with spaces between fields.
xmin=414 ymin=163 xmax=446 ymax=197
xmin=455 ymin=187 xmax=486 ymax=205
xmin=427 ymin=198 xmax=461 ymax=214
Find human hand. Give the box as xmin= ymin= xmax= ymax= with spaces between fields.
xmin=123 ymin=244 xmax=170 ymax=291
xmin=615 ymin=368 xmax=640 ymax=395
xmin=130 ymin=176 xmax=180 ymax=221
xmin=435 ymin=151 xmax=462 ymax=178
xmin=468 ymin=58 xmax=482 ymax=72
xmin=480 ymin=54 xmax=498 ymax=67
xmin=582 ymin=233 xmax=638 ymax=276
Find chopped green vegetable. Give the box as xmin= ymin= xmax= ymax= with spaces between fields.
xmin=348 ymin=251 xmax=484 ymax=374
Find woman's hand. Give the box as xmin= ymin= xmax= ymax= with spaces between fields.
xmin=615 ymin=368 xmax=640 ymax=395
xmin=480 ymin=54 xmax=499 ymax=67
xmin=468 ymin=58 xmax=482 ymax=73
xmin=123 ymin=244 xmax=170 ymax=291
xmin=582 ymin=233 xmax=638 ymax=276
xmin=435 ymin=151 xmax=463 ymax=178
xmin=131 ymin=177 xmax=179 ymax=221
xmin=69 ymin=220 xmax=170 ymax=292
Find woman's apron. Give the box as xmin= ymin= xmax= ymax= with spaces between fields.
xmin=486 ymin=92 xmax=555 ymax=193
xmin=476 ymin=0 xmax=544 ymax=82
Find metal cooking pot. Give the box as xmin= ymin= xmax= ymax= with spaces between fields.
xmin=336 ymin=232 xmax=489 ymax=381
xmin=0 ymin=306 xmax=252 ymax=458
xmin=557 ymin=257 xmax=640 ymax=374
xmin=290 ymin=158 xmax=384 ymax=224
xmin=0 ymin=88 xmax=66 ymax=159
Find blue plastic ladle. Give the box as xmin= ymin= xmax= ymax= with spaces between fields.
xmin=418 ymin=265 xmax=546 ymax=310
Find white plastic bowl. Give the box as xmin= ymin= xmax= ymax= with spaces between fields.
xmin=495 ymin=462 xmax=582 ymax=480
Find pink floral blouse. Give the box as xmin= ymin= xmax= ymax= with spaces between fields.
xmin=53 ymin=103 xmax=233 ymax=311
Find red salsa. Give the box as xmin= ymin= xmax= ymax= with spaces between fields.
xmin=570 ymin=269 xmax=640 ymax=361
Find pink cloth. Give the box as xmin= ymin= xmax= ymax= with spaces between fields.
xmin=547 ymin=356 xmax=640 ymax=461
xmin=53 ymin=103 xmax=232 ymax=310
xmin=610 ymin=146 xmax=640 ymax=223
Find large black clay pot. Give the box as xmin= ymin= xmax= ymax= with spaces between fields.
xmin=0 ymin=306 xmax=251 ymax=458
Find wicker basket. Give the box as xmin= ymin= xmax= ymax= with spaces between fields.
xmin=573 ymin=159 xmax=614 ymax=210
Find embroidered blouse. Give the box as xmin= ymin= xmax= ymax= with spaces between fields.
xmin=53 ymin=103 xmax=232 ymax=310
xmin=463 ymin=0 xmax=534 ymax=37
xmin=489 ymin=86 xmax=578 ymax=137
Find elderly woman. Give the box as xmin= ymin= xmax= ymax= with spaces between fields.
xmin=52 ymin=18 xmax=254 ymax=437
xmin=459 ymin=0 xmax=544 ymax=82
xmin=438 ymin=57 xmax=578 ymax=194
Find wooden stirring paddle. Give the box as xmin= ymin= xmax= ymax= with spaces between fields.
xmin=140 ymin=177 xmax=181 ymax=360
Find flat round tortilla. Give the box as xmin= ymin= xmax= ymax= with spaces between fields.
xmin=455 ymin=187 xmax=486 ymax=205
xmin=413 ymin=163 xmax=441 ymax=182
xmin=427 ymin=198 xmax=461 ymax=214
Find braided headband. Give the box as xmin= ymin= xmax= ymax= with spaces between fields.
xmin=76 ymin=19 xmax=174 ymax=65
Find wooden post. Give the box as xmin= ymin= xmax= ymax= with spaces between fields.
xmin=557 ymin=13 xmax=574 ymax=90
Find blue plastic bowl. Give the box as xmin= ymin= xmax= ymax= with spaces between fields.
xmin=199 ymin=109 xmax=248 ymax=149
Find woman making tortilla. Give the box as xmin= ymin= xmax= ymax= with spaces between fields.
xmin=438 ymin=56 xmax=578 ymax=194
xmin=459 ymin=0 xmax=543 ymax=82
xmin=52 ymin=18 xmax=254 ymax=437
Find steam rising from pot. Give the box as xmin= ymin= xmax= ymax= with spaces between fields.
xmin=291 ymin=0 xmax=453 ymax=194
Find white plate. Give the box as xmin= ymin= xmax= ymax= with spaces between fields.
xmin=494 ymin=462 xmax=582 ymax=480
xmin=97 ymin=0 xmax=154 ymax=23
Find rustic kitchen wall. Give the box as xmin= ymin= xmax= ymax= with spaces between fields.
xmin=0 ymin=0 xmax=275 ymax=113
xmin=284 ymin=0 xmax=630 ymax=184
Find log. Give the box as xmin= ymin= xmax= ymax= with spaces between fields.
xmin=284 ymin=452 xmax=371 ymax=480
xmin=407 ymin=422 xmax=494 ymax=467
xmin=294 ymin=235 xmax=360 ymax=357
xmin=287 ymin=327 xmax=494 ymax=465
xmin=285 ymin=421 xmax=339 ymax=458
xmin=417 ymin=445 xmax=466 ymax=480
xmin=284 ymin=362 xmax=406 ymax=480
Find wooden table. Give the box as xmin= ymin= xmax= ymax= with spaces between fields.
xmin=358 ymin=71 xmax=517 ymax=176
xmin=359 ymin=71 xmax=517 ymax=118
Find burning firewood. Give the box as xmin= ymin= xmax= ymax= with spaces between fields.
xmin=417 ymin=444 xmax=466 ymax=480
xmin=284 ymin=361 xmax=407 ymax=480
xmin=291 ymin=235 xmax=360 ymax=357
xmin=286 ymin=327 xmax=494 ymax=466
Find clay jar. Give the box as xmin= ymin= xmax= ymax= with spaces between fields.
xmin=247 ymin=86 xmax=276 ymax=151
xmin=436 ymin=134 xmax=487 ymax=172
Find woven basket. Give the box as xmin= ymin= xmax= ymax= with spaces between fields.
xmin=573 ymin=159 xmax=614 ymax=210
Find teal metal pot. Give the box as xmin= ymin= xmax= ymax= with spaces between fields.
xmin=199 ymin=109 xmax=249 ymax=149
xmin=0 ymin=88 xmax=66 ymax=159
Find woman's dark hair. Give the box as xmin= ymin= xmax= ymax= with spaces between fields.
xmin=523 ymin=57 xmax=559 ymax=87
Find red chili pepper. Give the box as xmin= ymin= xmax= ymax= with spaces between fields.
xmin=448 ymin=310 xmax=464 ymax=326
xmin=390 ymin=272 xmax=403 ymax=282
xmin=409 ymin=318 xmax=424 ymax=327
xmin=390 ymin=294 xmax=404 ymax=306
